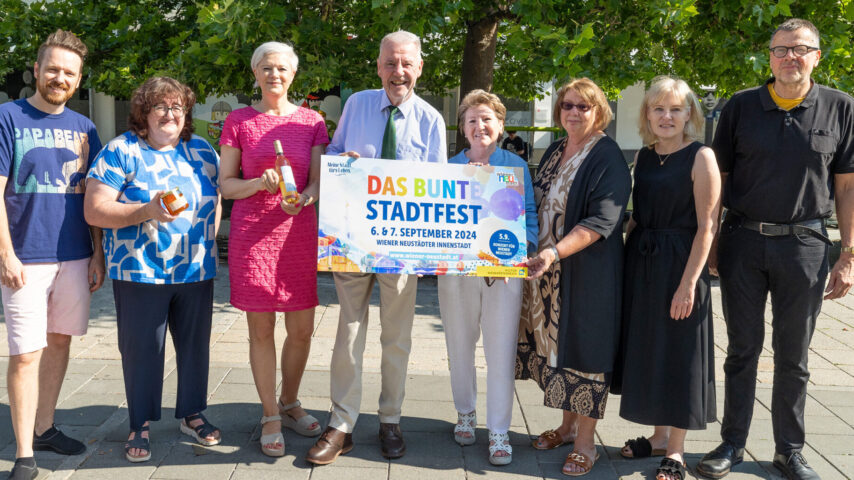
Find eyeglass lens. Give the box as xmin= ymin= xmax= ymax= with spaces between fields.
xmin=770 ymin=45 xmax=816 ymax=58
xmin=154 ymin=105 xmax=185 ymax=115
xmin=560 ymin=102 xmax=591 ymax=112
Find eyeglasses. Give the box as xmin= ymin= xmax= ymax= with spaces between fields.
xmin=769 ymin=45 xmax=819 ymax=58
xmin=559 ymin=102 xmax=592 ymax=113
xmin=152 ymin=104 xmax=186 ymax=116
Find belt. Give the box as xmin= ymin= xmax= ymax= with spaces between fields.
xmin=635 ymin=227 xmax=694 ymax=280
xmin=729 ymin=213 xmax=832 ymax=246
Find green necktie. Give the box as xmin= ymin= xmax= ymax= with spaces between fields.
xmin=381 ymin=106 xmax=399 ymax=159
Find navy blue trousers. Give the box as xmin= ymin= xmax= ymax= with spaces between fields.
xmin=717 ymin=221 xmax=828 ymax=455
xmin=114 ymin=279 xmax=214 ymax=431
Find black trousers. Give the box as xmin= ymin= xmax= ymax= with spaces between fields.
xmin=114 ymin=279 xmax=214 ymax=431
xmin=717 ymin=221 xmax=828 ymax=455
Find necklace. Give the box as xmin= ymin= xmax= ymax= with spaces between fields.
xmin=656 ymin=150 xmax=672 ymax=166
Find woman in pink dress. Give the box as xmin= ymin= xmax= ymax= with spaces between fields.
xmin=219 ymin=41 xmax=328 ymax=457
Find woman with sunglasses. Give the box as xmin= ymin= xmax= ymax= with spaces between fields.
xmin=517 ymin=78 xmax=631 ymax=476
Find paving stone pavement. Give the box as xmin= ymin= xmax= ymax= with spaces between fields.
xmin=1 ymin=266 xmax=853 ymax=479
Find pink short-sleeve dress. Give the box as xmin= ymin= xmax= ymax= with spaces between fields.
xmin=220 ymin=106 xmax=329 ymax=312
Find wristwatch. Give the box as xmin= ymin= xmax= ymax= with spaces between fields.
xmin=842 ymin=245 xmax=854 ymax=254
xmin=550 ymin=246 xmax=560 ymax=261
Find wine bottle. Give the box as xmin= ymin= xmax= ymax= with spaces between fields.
xmin=274 ymin=140 xmax=299 ymax=204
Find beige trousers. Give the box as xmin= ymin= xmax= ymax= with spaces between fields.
xmin=328 ymin=272 xmax=417 ymax=433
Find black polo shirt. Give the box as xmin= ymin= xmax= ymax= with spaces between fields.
xmin=713 ymin=78 xmax=854 ymax=223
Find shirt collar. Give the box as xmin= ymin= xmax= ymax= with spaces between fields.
xmin=378 ymin=90 xmax=417 ymax=117
xmin=760 ymin=77 xmax=818 ymax=111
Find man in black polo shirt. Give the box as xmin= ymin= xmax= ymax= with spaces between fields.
xmin=697 ymin=18 xmax=854 ymax=480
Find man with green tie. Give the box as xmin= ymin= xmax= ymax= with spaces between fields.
xmin=306 ymin=30 xmax=447 ymax=466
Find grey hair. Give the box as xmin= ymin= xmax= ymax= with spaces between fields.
xmin=378 ymin=30 xmax=422 ymax=61
xmin=772 ymin=18 xmax=820 ymax=49
xmin=251 ymin=42 xmax=299 ymax=87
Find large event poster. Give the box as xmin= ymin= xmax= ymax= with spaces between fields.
xmin=318 ymin=156 xmax=528 ymax=277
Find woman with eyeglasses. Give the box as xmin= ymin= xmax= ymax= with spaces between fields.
xmin=219 ymin=42 xmax=328 ymax=457
xmin=84 ymin=76 xmax=222 ymax=462
xmin=516 ymin=78 xmax=631 ymax=476
xmin=612 ymin=76 xmax=720 ymax=480
xmin=438 ymin=90 xmax=537 ymax=466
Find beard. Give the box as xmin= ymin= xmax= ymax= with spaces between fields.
xmin=37 ymin=80 xmax=76 ymax=106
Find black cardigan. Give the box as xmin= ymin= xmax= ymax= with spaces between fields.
xmin=548 ymin=135 xmax=631 ymax=373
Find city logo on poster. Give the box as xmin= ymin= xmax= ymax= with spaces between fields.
xmin=496 ymin=172 xmax=517 ymax=186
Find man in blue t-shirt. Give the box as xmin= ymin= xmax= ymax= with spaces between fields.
xmin=0 ymin=30 xmax=103 ymax=480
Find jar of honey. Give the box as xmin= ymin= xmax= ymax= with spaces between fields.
xmin=161 ymin=187 xmax=188 ymax=215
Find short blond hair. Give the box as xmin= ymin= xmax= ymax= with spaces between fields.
xmin=552 ymin=78 xmax=612 ymax=131
xmin=457 ymin=89 xmax=506 ymax=127
xmin=638 ymin=75 xmax=704 ymax=145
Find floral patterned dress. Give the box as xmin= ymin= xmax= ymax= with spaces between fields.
xmin=515 ymin=134 xmax=610 ymax=419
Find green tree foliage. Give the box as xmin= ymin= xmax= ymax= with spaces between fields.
xmin=1 ymin=0 xmax=852 ymax=101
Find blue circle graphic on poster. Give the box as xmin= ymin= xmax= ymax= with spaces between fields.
xmin=489 ymin=229 xmax=518 ymax=259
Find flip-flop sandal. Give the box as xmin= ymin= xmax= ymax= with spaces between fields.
xmin=656 ymin=457 xmax=687 ymax=480
xmin=621 ymin=436 xmax=666 ymax=458
xmin=532 ymin=429 xmax=573 ymax=450
xmin=562 ymin=450 xmax=599 ymax=476
xmin=125 ymin=425 xmax=151 ymax=463
xmin=180 ymin=413 xmax=222 ymax=446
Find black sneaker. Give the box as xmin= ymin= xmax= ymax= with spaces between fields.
xmin=33 ymin=424 xmax=86 ymax=455
xmin=8 ymin=457 xmax=38 ymax=480
xmin=773 ymin=452 xmax=820 ymax=480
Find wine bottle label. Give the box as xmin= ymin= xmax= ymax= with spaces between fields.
xmin=280 ymin=165 xmax=297 ymax=193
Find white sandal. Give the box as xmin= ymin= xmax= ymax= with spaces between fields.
xmin=488 ymin=431 xmax=512 ymax=466
xmin=454 ymin=411 xmax=476 ymax=446
xmin=279 ymin=399 xmax=321 ymax=437
xmin=259 ymin=415 xmax=284 ymax=457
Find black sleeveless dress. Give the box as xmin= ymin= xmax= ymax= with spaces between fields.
xmin=615 ymin=141 xmax=716 ymax=430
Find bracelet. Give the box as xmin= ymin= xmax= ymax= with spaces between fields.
xmin=842 ymin=246 xmax=854 ymax=254
xmin=550 ymin=246 xmax=560 ymax=261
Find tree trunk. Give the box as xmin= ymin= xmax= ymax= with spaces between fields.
xmin=455 ymin=15 xmax=498 ymax=155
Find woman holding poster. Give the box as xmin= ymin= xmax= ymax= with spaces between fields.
xmin=438 ymin=90 xmax=537 ymax=466
xmin=516 ymin=78 xmax=631 ymax=476
xmin=219 ymin=42 xmax=328 ymax=457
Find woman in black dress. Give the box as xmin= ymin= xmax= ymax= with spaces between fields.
xmin=614 ymin=76 xmax=721 ymax=480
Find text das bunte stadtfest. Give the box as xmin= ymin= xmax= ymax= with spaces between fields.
xmin=365 ymin=174 xmax=483 ymax=248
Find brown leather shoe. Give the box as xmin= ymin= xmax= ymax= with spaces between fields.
xmin=305 ymin=427 xmax=353 ymax=465
xmin=379 ymin=423 xmax=406 ymax=459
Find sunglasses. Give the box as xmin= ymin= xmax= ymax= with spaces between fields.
xmin=559 ymin=102 xmax=592 ymax=112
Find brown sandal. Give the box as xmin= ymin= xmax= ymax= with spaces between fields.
xmin=562 ymin=450 xmax=599 ymax=476
xmin=532 ymin=429 xmax=573 ymax=450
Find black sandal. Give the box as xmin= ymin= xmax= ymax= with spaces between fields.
xmin=621 ymin=436 xmax=666 ymax=458
xmin=655 ymin=457 xmax=686 ymax=480
xmin=180 ymin=412 xmax=221 ymax=446
xmin=125 ymin=425 xmax=151 ymax=463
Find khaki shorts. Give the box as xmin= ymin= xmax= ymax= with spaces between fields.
xmin=2 ymin=258 xmax=91 ymax=355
